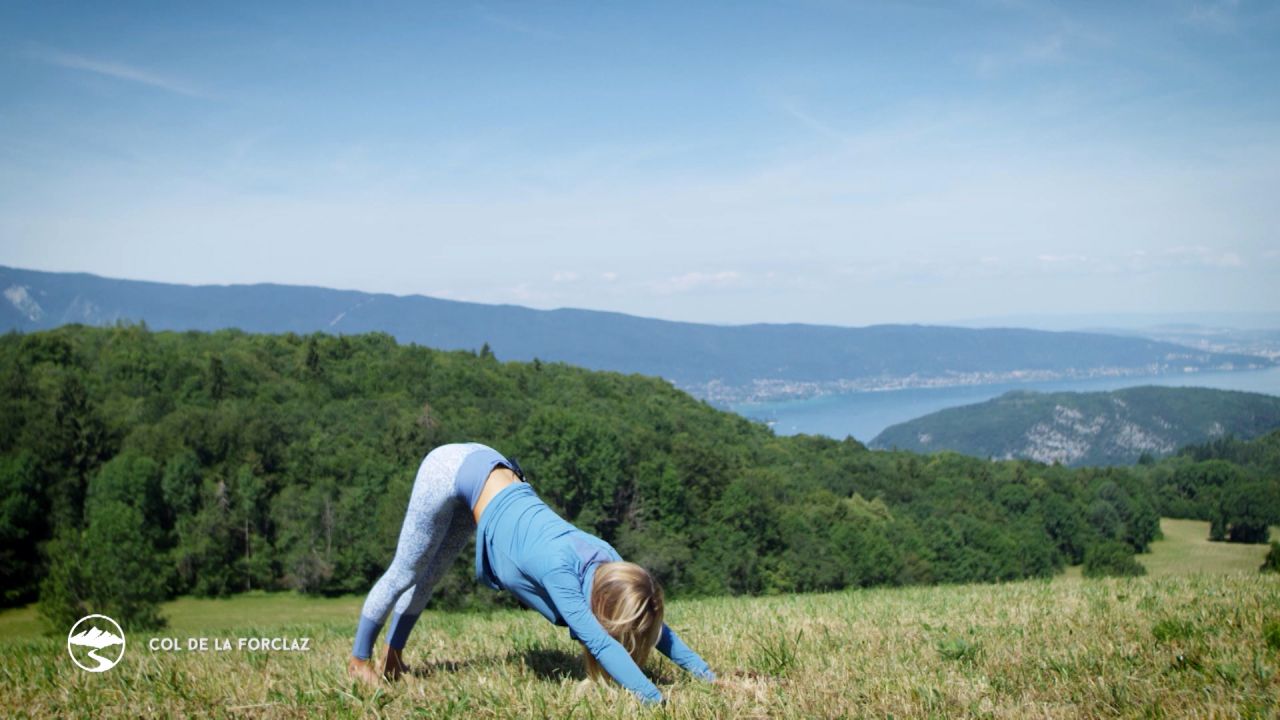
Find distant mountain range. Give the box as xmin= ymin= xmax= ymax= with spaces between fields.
xmin=953 ymin=313 xmax=1280 ymax=363
xmin=2 ymin=265 xmax=1272 ymax=402
xmin=951 ymin=311 xmax=1280 ymax=332
xmin=871 ymin=386 xmax=1280 ymax=466
xmin=1088 ymin=326 xmax=1280 ymax=363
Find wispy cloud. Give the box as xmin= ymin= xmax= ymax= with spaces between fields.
xmin=651 ymin=271 xmax=743 ymax=295
xmin=474 ymin=5 xmax=561 ymax=40
xmin=1158 ymin=245 xmax=1244 ymax=269
xmin=779 ymin=101 xmax=851 ymax=144
xmin=832 ymin=246 xmax=1249 ymax=285
xmin=974 ymin=30 xmax=1074 ymax=78
xmin=27 ymin=46 xmax=205 ymax=98
xmin=1029 ymin=247 xmax=1246 ymax=275
xmin=1037 ymin=253 xmax=1090 ymax=264
xmin=1183 ymin=0 xmax=1240 ymax=32
xmin=970 ymin=10 xmax=1113 ymax=80
xmin=975 ymin=31 xmax=1070 ymax=76
xmin=772 ymin=97 xmax=964 ymax=169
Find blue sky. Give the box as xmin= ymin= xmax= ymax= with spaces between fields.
xmin=2 ymin=1 xmax=1278 ymax=326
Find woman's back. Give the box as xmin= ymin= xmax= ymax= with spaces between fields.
xmin=475 ymin=481 xmax=620 ymax=626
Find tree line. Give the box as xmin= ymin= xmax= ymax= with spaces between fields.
xmin=1143 ymin=434 xmax=1280 ymax=542
xmin=0 ymin=326 xmax=1270 ymax=631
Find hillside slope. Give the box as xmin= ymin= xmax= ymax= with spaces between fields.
xmin=871 ymin=386 xmax=1280 ymax=465
xmin=2 ymin=326 xmax=1166 ymax=609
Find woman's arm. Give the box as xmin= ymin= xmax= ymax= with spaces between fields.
xmin=656 ymin=624 xmax=716 ymax=680
xmin=542 ymin=568 xmax=664 ymax=704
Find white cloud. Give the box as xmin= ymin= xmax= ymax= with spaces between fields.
xmin=1160 ymin=245 xmax=1245 ymax=268
xmin=779 ymin=101 xmax=851 ymax=144
xmin=507 ymin=283 xmax=535 ymax=302
xmin=551 ymin=271 xmax=578 ymax=283
xmin=1036 ymin=253 xmax=1090 ymax=264
xmin=651 ymin=271 xmax=742 ymax=295
xmin=27 ymin=46 xmax=205 ymax=98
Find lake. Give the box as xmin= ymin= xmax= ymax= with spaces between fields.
xmin=730 ymin=366 xmax=1280 ymax=444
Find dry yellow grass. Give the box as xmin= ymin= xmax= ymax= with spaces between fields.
xmin=4 ymin=518 xmax=1278 ymax=717
xmin=2 ymin=572 xmax=1277 ymax=718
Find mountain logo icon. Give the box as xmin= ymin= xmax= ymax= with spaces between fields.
xmin=67 ymin=614 xmax=126 ymax=672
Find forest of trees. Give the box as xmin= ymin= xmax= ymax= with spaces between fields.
xmin=1144 ymin=434 xmax=1280 ymax=542
xmin=0 ymin=326 xmax=1273 ymax=631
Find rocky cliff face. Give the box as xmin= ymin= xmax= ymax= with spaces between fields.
xmin=1014 ymin=401 xmax=1182 ymax=464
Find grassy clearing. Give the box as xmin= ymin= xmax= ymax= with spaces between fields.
xmin=3 ymin=520 xmax=1278 ymax=718
xmin=1137 ymin=519 xmax=1278 ymax=577
xmin=1051 ymin=518 xmax=1276 ymax=582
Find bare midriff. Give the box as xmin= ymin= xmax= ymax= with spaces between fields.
xmin=472 ymin=466 xmax=521 ymax=524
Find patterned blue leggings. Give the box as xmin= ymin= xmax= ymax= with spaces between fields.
xmin=351 ymin=443 xmax=510 ymax=660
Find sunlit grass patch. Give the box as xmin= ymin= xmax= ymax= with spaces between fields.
xmin=1136 ymin=518 xmax=1279 ymax=576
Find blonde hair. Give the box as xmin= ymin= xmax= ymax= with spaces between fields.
xmin=582 ymin=561 xmax=664 ymax=682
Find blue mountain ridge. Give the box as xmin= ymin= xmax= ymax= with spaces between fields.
xmin=2 ymin=265 xmax=1271 ymax=399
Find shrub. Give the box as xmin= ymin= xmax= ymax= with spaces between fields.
xmin=1083 ymin=540 xmax=1146 ymax=578
xmin=1219 ymin=481 xmax=1278 ymax=544
xmin=38 ymin=501 xmax=167 ymax=633
xmin=1262 ymin=542 xmax=1280 ymax=574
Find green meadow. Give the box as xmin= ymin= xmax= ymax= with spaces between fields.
xmin=2 ymin=519 xmax=1277 ymax=718
xmin=1137 ymin=519 xmax=1279 ymax=577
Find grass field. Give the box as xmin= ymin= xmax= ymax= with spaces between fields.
xmin=1137 ymin=519 xmax=1279 ymax=577
xmin=2 ymin=521 xmax=1277 ymax=718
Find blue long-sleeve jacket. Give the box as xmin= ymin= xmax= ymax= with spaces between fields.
xmin=475 ymin=482 xmax=713 ymax=703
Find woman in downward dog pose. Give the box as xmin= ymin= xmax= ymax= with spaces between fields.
xmin=348 ymin=442 xmax=715 ymax=704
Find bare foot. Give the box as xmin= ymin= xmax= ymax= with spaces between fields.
xmin=382 ymin=646 xmax=409 ymax=681
xmin=347 ymin=655 xmax=381 ymax=686
xmin=572 ymin=678 xmax=596 ymax=699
